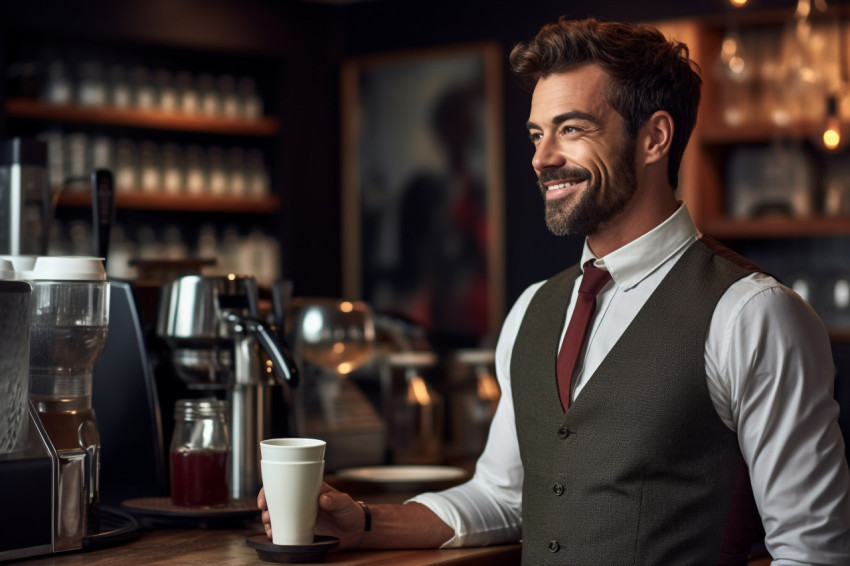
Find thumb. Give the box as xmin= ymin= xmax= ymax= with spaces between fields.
xmin=319 ymin=489 xmax=349 ymax=512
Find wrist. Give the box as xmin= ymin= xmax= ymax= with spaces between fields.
xmin=356 ymin=501 xmax=372 ymax=532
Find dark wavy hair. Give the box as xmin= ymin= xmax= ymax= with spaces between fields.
xmin=509 ymin=17 xmax=701 ymax=189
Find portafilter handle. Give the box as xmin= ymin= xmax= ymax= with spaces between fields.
xmin=225 ymin=313 xmax=299 ymax=388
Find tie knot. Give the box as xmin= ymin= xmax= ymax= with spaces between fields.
xmin=579 ymin=260 xmax=612 ymax=296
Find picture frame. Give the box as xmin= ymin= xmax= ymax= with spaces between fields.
xmin=341 ymin=42 xmax=504 ymax=344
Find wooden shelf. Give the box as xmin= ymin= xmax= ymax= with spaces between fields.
xmin=56 ymin=190 xmax=280 ymax=213
xmin=700 ymin=120 xmax=826 ymax=145
xmin=703 ymin=215 xmax=850 ymax=240
xmin=5 ymin=97 xmax=279 ymax=137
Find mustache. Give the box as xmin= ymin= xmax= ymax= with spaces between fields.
xmin=538 ymin=167 xmax=590 ymax=187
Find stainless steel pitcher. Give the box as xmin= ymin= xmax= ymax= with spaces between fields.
xmin=156 ymin=274 xmax=298 ymax=500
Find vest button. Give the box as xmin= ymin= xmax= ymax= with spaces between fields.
xmin=548 ymin=540 xmax=560 ymax=553
xmin=558 ymin=425 xmax=570 ymax=439
xmin=552 ymin=483 xmax=565 ymax=496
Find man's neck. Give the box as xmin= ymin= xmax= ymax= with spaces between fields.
xmin=586 ymin=189 xmax=679 ymax=258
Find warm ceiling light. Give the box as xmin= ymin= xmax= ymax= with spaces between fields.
xmin=730 ymin=0 xmax=748 ymax=6
xmin=823 ymin=95 xmax=842 ymax=151
xmin=824 ymin=126 xmax=841 ymax=150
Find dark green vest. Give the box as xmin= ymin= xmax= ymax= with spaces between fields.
xmin=511 ymin=239 xmax=756 ymax=565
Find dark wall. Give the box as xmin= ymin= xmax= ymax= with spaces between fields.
xmin=0 ymin=0 xmax=800 ymax=311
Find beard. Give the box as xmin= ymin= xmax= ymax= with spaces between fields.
xmin=539 ymin=139 xmax=637 ymax=237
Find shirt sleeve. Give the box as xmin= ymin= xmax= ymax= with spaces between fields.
xmin=408 ymin=283 xmax=542 ymax=547
xmin=718 ymin=279 xmax=850 ymax=565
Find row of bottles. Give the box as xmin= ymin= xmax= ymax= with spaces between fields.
xmin=50 ymin=221 xmax=281 ymax=286
xmin=40 ymin=130 xmax=270 ymax=198
xmin=14 ymin=54 xmax=265 ymax=120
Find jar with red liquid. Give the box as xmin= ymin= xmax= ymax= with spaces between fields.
xmin=169 ymin=398 xmax=230 ymax=506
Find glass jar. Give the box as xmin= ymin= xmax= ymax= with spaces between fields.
xmin=169 ymin=398 xmax=230 ymax=507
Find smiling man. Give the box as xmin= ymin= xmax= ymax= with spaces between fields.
xmin=259 ymin=17 xmax=850 ymax=565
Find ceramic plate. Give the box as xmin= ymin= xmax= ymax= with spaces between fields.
xmin=334 ymin=465 xmax=467 ymax=484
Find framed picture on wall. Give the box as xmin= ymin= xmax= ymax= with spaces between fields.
xmin=341 ymin=42 xmax=504 ymax=346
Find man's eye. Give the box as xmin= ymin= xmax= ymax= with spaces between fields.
xmin=563 ymin=125 xmax=580 ymax=134
xmin=529 ymin=132 xmax=543 ymax=144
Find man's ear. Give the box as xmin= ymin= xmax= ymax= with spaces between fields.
xmin=641 ymin=110 xmax=673 ymax=165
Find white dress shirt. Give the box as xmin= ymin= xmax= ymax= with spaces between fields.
xmin=411 ymin=203 xmax=850 ymax=565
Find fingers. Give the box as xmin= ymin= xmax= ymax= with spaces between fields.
xmin=257 ymin=487 xmax=266 ymax=510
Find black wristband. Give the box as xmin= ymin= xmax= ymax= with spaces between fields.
xmin=357 ymin=501 xmax=371 ymax=532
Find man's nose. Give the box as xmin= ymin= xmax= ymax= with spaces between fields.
xmin=532 ymin=136 xmax=565 ymax=172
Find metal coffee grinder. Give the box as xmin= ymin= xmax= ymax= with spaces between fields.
xmin=155 ymin=274 xmax=299 ymax=501
xmin=0 ymin=256 xmax=111 ymax=561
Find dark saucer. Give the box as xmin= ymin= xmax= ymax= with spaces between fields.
xmin=246 ymin=534 xmax=340 ymax=563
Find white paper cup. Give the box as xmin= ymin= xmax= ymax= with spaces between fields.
xmin=261 ymin=459 xmax=325 ymax=546
xmin=260 ymin=438 xmax=326 ymax=463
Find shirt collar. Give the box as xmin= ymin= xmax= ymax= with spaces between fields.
xmin=579 ymin=202 xmax=698 ymax=291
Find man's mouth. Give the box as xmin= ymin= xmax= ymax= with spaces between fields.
xmin=543 ymin=177 xmax=587 ymax=199
xmin=547 ymin=180 xmax=582 ymax=191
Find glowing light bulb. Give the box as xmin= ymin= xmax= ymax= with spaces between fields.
xmin=730 ymin=0 xmax=748 ymax=6
xmin=824 ymin=124 xmax=841 ymax=150
xmin=823 ymin=95 xmax=842 ymax=151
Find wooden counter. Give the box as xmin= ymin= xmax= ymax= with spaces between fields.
xmin=15 ymin=524 xmax=522 ymax=565
xmin=9 ymin=474 xmax=771 ymax=566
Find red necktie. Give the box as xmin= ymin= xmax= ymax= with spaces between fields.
xmin=557 ymin=261 xmax=612 ymax=411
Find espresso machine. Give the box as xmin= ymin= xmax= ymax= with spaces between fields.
xmin=155 ymin=274 xmax=299 ymax=500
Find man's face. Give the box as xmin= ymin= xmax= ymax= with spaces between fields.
xmin=526 ymin=65 xmax=637 ymax=237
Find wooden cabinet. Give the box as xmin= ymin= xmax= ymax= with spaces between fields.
xmin=4 ymin=97 xmax=281 ymax=213
xmin=656 ymin=11 xmax=850 ymax=238
xmin=2 ymin=31 xmax=284 ymax=282
xmin=655 ymin=11 xmax=850 ymax=335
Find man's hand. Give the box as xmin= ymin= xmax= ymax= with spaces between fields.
xmin=257 ymin=482 xmax=366 ymax=549
xmin=257 ymin=481 xmax=453 ymax=549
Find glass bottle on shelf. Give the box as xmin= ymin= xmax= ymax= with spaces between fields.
xmin=115 ymin=139 xmax=137 ymax=193
xmin=108 ymin=65 xmax=132 ymax=108
xmin=246 ymin=149 xmax=269 ymax=197
xmin=196 ymin=224 xmax=218 ymax=261
xmin=91 ymin=136 xmax=113 ymax=174
xmin=155 ymin=69 xmax=177 ymax=113
xmin=77 ymin=61 xmax=106 ymax=107
xmin=218 ymin=74 xmax=239 ymax=118
xmin=197 ymin=73 xmax=219 ymax=116
xmin=161 ymin=143 xmax=184 ymax=195
xmin=139 ymin=141 xmax=161 ymax=193
xmin=176 ymin=71 xmax=199 ymax=114
xmin=40 ymin=129 xmax=65 ymax=189
xmin=163 ymin=225 xmax=189 ymax=259
xmin=185 ymin=145 xmax=206 ymax=196
xmin=238 ymin=76 xmax=262 ymax=119
xmin=43 ymin=59 xmax=73 ymax=105
xmin=65 ymin=132 xmax=89 ymax=190
xmin=207 ymin=146 xmax=227 ymax=196
xmin=132 ymin=67 xmax=156 ymax=110
xmin=226 ymin=147 xmax=246 ymax=197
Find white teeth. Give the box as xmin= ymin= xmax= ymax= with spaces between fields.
xmin=548 ymin=181 xmax=579 ymax=190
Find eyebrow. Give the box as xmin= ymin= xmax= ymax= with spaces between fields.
xmin=526 ymin=110 xmax=601 ymax=131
